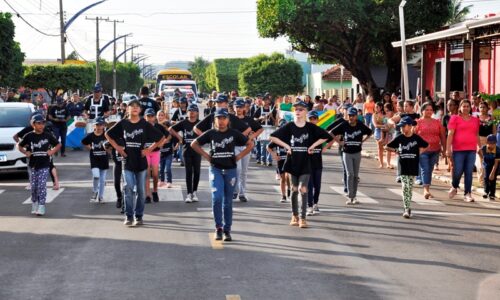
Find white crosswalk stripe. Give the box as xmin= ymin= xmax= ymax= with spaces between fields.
xmin=329 ymin=185 xmax=379 ymax=204
xmin=0 ymin=189 xmax=4 ymax=195
xmin=22 ymin=188 xmax=65 ymax=204
xmin=99 ymin=185 xmax=184 ymax=203
xmin=387 ymin=188 xmax=445 ymax=206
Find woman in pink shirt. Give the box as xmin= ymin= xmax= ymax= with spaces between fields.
xmin=415 ymin=103 xmax=446 ymax=199
xmin=446 ymin=100 xmax=481 ymax=202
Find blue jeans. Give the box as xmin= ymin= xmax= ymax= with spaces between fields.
xmin=159 ymin=154 xmax=173 ymax=183
xmin=209 ymin=167 xmax=237 ymax=232
xmin=91 ymin=168 xmax=107 ymax=198
xmin=419 ymin=151 xmax=439 ymax=186
xmin=255 ymin=140 xmax=261 ymax=161
xmin=260 ymin=140 xmax=272 ymax=164
xmin=452 ymin=150 xmax=476 ymax=194
xmin=307 ymin=168 xmax=322 ymax=206
xmin=123 ymin=169 xmax=147 ymax=220
xmin=364 ymin=113 xmax=373 ymax=130
xmin=52 ymin=125 xmax=67 ymax=154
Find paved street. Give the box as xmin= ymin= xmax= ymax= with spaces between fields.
xmin=1 ymin=144 xmax=500 ymax=300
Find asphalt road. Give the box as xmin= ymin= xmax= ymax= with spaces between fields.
xmin=1 ymin=145 xmax=500 ymax=300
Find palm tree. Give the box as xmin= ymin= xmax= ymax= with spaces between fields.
xmin=447 ymin=0 xmax=473 ymax=25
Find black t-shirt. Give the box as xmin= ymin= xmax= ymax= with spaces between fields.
xmin=268 ymin=141 xmax=288 ymax=169
xmin=49 ymin=105 xmax=69 ymax=127
xmin=171 ymin=119 xmax=200 ymax=154
xmin=270 ymin=122 xmax=332 ymax=176
xmin=139 ymin=97 xmax=160 ymax=116
xmin=106 ymin=118 xmax=163 ymax=172
xmin=196 ymin=113 xmax=250 ymax=134
xmin=331 ymin=121 xmax=372 ymax=154
xmin=387 ymin=134 xmax=428 ymax=176
xmin=66 ymin=101 xmax=85 ymax=117
xmin=327 ymin=118 xmax=347 ymax=141
xmin=19 ymin=131 xmax=59 ymax=169
xmin=84 ymin=95 xmax=110 ymax=119
xmin=237 ymin=115 xmax=263 ymax=133
xmin=253 ymin=106 xmax=277 ymax=125
xmin=144 ymin=123 xmax=169 ymax=152
xmin=171 ymin=108 xmax=187 ymax=122
xmin=196 ymin=128 xmax=248 ymax=169
xmin=17 ymin=126 xmax=53 ymax=140
xmin=81 ymin=132 xmax=109 ymax=170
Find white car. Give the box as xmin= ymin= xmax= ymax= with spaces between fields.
xmin=0 ymin=103 xmax=35 ymax=173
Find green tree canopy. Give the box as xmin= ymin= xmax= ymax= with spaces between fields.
xmin=257 ymin=0 xmax=452 ymax=96
xmin=447 ymin=0 xmax=472 ymax=25
xmin=24 ymin=64 xmax=94 ymax=101
xmin=189 ymin=56 xmax=210 ymax=93
xmin=205 ymin=58 xmax=248 ymax=92
xmin=95 ymin=60 xmax=144 ymax=95
xmin=238 ymin=52 xmax=303 ymax=97
xmin=0 ymin=12 xmax=25 ymax=87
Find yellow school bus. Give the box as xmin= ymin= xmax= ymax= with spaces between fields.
xmin=156 ymin=68 xmax=192 ymax=84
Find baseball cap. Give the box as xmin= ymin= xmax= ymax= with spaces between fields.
xmin=179 ymin=96 xmax=188 ymax=103
xmin=56 ymin=96 xmax=64 ymax=104
xmin=487 ymin=134 xmax=497 ymax=144
xmin=214 ymin=107 xmax=229 ymax=117
xmin=19 ymin=93 xmax=29 ymax=101
xmin=307 ymin=111 xmax=319 ymax=118
xmin=347 ymin=107 xmax=358 ymax=115
xmin=397 ymin=116 xmax=417 ymax=127
xmin=93 ymin=82 xmax=103 ymax=93
xmin=144 ymin=108 xmax=155 ymax=116
xmin=216 ymin=94 xmax=228 ymax=103
xmin=95 ymin=116 xmax=106 ymax=125
xmin=234 ymin=99 xmax=245 ymax=107
xmin=293 ymin=100 xmax=308 ymax=108
xmin=128 ymin=99 xmax=140 ymax=107
xmin=31 ymin=114 xmax=45 ymax=123
xmin=187 ymin=104 xmax=199 ymax=112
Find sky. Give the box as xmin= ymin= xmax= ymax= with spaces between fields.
xmin=1 ymin=0 xmax=500 ymax=65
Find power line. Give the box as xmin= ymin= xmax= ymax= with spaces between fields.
xmin=81 ymin=10 xmax=256 ymax=17
xmin=66 ymin=36 xmax=92 ymax=62
xmin=2 ymin=0 xmax=59 ymax=37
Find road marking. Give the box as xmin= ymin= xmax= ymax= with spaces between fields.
xmin=329 ymin=186 xmax=379 ymax=204
xmin=387 ymin=188 xmax=445 ymax=206
xmin=22 ymin=188 xmax=65 ymax=204
xmin=209 ymin=233 xmax=223 ymax=250
xmin=226 ymin=295 xmax=241 ymax=300
xmin=0 ymin=189 xmax=4 ymax=196
xmin=100 ymin=186 xmax=184 ymax=203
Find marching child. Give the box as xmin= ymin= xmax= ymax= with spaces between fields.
xmin=478 ymin=134 xmax=500 ymax=200
xmin=191 ymin=108 xmax=254 ymax=242
xmin=385 ymin=116 xmax=428 ymax=218
xmin=267 ymin=119 xmax=291 ymax=203
xmin=18 ymin=114 xmax=61 ymax=216
xmin=157 ymin=110 xmax=175 ymax=188
xmin=144 ymin=108 xmax=168 ymax=203
xmin=81 ymin=117 xmax=109 ymax=203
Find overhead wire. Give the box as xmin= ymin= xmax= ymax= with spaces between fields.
xmin=2 ymin=0 xmax=59 ymax=36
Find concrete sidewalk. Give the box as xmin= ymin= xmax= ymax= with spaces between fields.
xmin=360 ymin=137 xmax=490 ymax=196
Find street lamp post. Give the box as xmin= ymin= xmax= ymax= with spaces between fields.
xmin=399 ymin=0 xmax=410 ymax=101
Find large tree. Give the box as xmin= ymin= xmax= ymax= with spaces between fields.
xmin=238 ymin=52 xmax=303 ymax=96
xmin=0 ymin=12 xmax=25 ymax=87
xmin=189 ymin=56 xmax=210 ymax=93
xmin=447 ymin=0 xmax=472 ymax=25
xmin=96 ymin=61 xmax=144 ymax=95
xmin=257 ymin=0 xmax=452 ymax=96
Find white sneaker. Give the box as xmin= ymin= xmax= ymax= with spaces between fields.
xmin=346 ymin=199 xmax=353 ymax=205
xmin=464 ymin=193 xmax=475 ymax=202
xmin=90 ymin=191 xmax=98 ymax=203
xmin=31 ymin=202 xmax=38 ymax=214
xmin=313 ymin=204 xmax=320 ymax=213
xmin=352 ymin=198 xmax=359 ymax=205
xmin=36 ymin=204 xmax=45 ymax=216
xmin=306 ymin=207 xmax=314 ymax=216
xmin=185 ymin=193 xmax=193 ymax=203
xmin=192 ymin=192 xmax=199 ymax=202
xmin=166 ymin=182 xmax=172 ymax=188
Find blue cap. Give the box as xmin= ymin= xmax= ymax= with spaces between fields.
xmin=216 ymin=94 xmax=228 ymax=103
xmin=187 ymin=104 xmax=199 ymax=112
xmin=256 ymin=94 xmax=263 ymax=98
xmin=95 ymin=116 xmax=106 ymax=125
xmin=31 ymin=114 xmax=45 ymax=123
xmin=179 ymin=97 xmax=188 ymax=103
xmin=214 ymin=107 xmax=229 ymax=117
xmin=397 ymin=116 xmax=417 ymax=127
xmin=293 ymin=100 xmax=308 ymax=108
xmin=487 ymin=134 xmax=497 ymax=143
xmin=234 ymin=99 xmax=245 ymax=107
xmin=93 ymin=82 xmax=102 ymax=92
xmin=307 ymin=111 xmax=319 ymax=118
xmin=56 ymin=96 xmax=64 ymax=103
xmin=144 ymin=108 xmax=156 ymax=116
xmin=347 ymin=107 xmax=358 ymax=115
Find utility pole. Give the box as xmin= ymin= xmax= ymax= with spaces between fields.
xmin=59 ymin=0 xmax=65 ymax=64
xmin=86 ymin=16 xmax=109 ymax=83
xmin=105 ymin=19 xmax=124 ymax=98
xmin=123 ymin=35 xmax=127 ymax=63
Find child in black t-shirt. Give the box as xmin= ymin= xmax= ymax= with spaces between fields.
xmin=81 ymin=117 xmax=109 ymax=203
xmin=157 ymin=110 xmax=175 ymax=188
xmin=144 ymin=108 xmax=168 ymax=203
xmin=191 ymin=108 xmax=254 ymax=242
xmin=385 ymin=116 xmax=428 ymax=219
xmin=17 ymin=114 xmax=61 ymax=216
xmin=267 ymin=140 xmax=290 ymax=203
xmin=478 ymin=134 xmax=500 ymax=200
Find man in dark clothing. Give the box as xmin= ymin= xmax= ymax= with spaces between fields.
xmin=48 ymin=96 xmax=70 ymax=156
xmin=138 ymin=86 xmax=160 ymax=116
